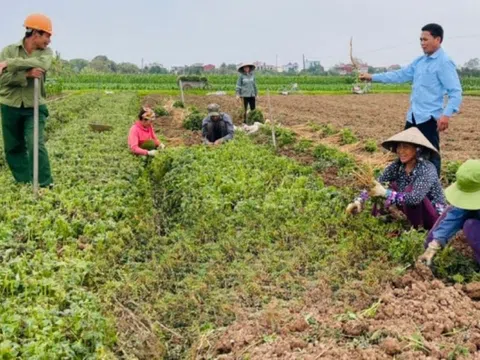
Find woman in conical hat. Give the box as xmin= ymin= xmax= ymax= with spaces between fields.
xmin=419 ymin=159 xmax=480 ymax=266
xmin=235 ymin=62 xmax=258 ymax=123
xmin=346 ymin=127 xmax=446 ymax=230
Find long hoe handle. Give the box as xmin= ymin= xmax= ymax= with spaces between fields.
xmin=33 ymin=78 xmax=39 ymax=197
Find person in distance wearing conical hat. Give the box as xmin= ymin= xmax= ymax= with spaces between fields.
xmin=419 ymin=159 xmax=480 ymax=266
xmin=346 ymin=127 xmax=446 ymax=230
xmin=235 ymin=62 xmax=258 ymax=123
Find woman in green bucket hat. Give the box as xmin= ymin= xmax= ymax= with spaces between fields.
xmin=419 ymin=159 xmax=480 ymax=266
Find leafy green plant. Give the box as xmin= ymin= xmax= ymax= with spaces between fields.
xmin=403 ymin=332 xmax=430 ymax=354
xmin=259 ymin=124 xmax=296 ymax=147
xmin=388 ymin=229 xmax=425 ymax=264
xmin=364 ymin=139 xmax=378 ymax=153
xmin=308 ymin=122 xmax=322 ymax=132
xmin=246 ymin=109 xmax=265 ymax=125
xmin=140 ymin=139 xmax=157 ymax=150
xmin=173 ymin=100 xmax=185 ymax=108
xmin=320 ymin=124 xmax=338 ymax=137
xmin=294 ymin=139 xmax=313 ymax=153
xmin=443 ymin=160 xmax=462 ymax=185
xmin=312 ymin=144 xmax=355 ymax=173
xmin=433 ymin=244 xmax=480 ymax=282
xmin=447 ymin=344 xmax=469 ymax=360
xmin=155 ymin=106 xmax=169 ymax=116
xmin=183 ymin=108 xmax=205 ymax=130
xmin=340 ymin=128 xmax=358 ymax=145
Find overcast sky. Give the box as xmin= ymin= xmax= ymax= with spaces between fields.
xmin=1 ymin=0 xmax=479 ymax=69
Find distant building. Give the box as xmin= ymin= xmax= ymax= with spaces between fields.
xmin=171 ymin=66 xmax=185 ymax=74
xmin=203 ymin=64 xmax=215 ymax=72
xmin=283 ymin=62 xmax=299 ymax=72
xmin=252 ymin=61 xmax=276 ymax=71
xmin=305 ymin=60 xmax=321 ymax=69
xmin=335 ymin=63 xmax=368 ymax=75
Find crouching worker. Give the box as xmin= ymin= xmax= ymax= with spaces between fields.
xmin=346 ymin=127 xmax=446 ymax=230
xmin=419 ymin=160 xmax=480 ymax=266
xmin=202 ymin=103 xmax=234 ymax=146
xmin=128 ymin=107 xmax=165 ymax=156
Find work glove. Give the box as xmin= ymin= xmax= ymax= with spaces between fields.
xmin=418 ymin=241 xmax=441 ymax=266
xmin=158 ymin=143 xmax=166 ymax=150
xmin=346 ymin=200 xmax=363 ymax=215
xmin=147 ymin=150 xmax=158 ymax=157
xmin=369 ymin=180 xmax=387 ymax=197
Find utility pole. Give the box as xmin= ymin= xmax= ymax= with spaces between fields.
xmin=275 ymin=54 xmax=278 ymax=71
xmin=303 ymin=54 xmax=306 ymax=71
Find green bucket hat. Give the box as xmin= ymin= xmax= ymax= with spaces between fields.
xmin=207 ymin=103 xmax=220 ymax=117
xmin=445 ymin=159 xmax=480 ymax=210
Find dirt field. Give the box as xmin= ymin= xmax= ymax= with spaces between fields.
xmin=161 ymin=94 xmax=480 ymax=162
xmin=143 ymin=94 xmax=480 ymax=359
xmin=198 ymin=266 xmax=480 ymax=360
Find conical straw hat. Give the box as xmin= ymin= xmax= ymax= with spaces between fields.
xmin=237 ymin=62 xmax=256 ymax=72
xmin=381 ymin=127 xmax=439 ymax=154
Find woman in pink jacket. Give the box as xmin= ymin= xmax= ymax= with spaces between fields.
xmin=128 ymin=107 xmax=164 ymax=156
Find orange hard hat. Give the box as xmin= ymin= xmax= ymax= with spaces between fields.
xmin=23 ymin=13 xmax=53 ymax=35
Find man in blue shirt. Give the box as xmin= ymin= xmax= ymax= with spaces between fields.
xmin=360 ymin=23 xmax=462 ymax=176
xmin=419 ymin=159 xmax=480 ymax=266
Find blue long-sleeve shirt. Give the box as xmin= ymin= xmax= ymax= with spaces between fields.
xmin=372 ymin=48 xmax=462 ymax=125
xmin=432 ymin=207 xmax=480 ymax=246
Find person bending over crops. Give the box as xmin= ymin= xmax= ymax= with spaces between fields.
xmin=359 ymin=23 xmax=462 ymax=177
xmin=128 ymin=107 xmax=164 ymax=156
xmin=346 ymin=127 xmax=446 ymax=230
xmin=0 ymin=14 xmax=54 ymax=188
xmin=202 ymin=103 xmax=234 ymax=146
xmin=419 ymin=160 xmax=480 ymax=266
xmin=236 ymin=63 xmax=258 ymax=123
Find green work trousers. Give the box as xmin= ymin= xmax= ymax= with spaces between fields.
xmin=0 ymin=104 xmax=53 ymax=187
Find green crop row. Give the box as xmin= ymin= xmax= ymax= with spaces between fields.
xmin=1 ymin=91 xmax=478 ymax=359
xmin=59 ymin=82 xmax=414 ymax=92
xmin=58 ymin=73 xmax=480 ymax=87
xmin=0 ymin=92 xmax=160 ymax=359
xmin=55 ymin=74 xmax=480 ymax=93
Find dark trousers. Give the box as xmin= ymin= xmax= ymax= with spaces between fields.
xmin=243 ymin=97 xmax=256 ymax=122
xmin=206 ymin=121 xmax=227 ymax=143
xmin=405 ymin=116 xmax=441 ymax=177
xmin=1 ymin=104 xmax=53 ymax=187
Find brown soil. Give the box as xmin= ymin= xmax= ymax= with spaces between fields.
xmin=141 ymin=94 xmax=480 ymax=359
xmin=181 ymin=94 xmax=480 ymax=162
xmin=197 ymin=269 xmax=480 ymax=359
xmin=143 ymin=96 xmax=201 ymax=147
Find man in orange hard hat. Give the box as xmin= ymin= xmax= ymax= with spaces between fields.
xmin=0 ymin=14 xmax=54 ymax=187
